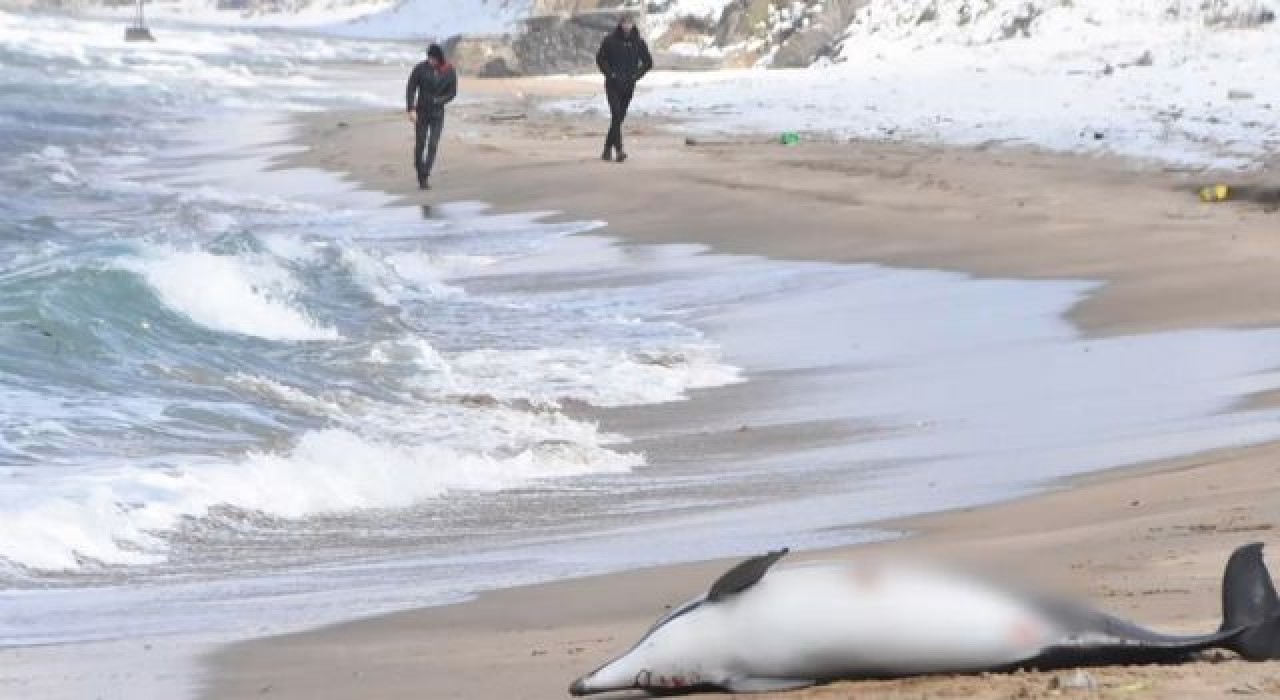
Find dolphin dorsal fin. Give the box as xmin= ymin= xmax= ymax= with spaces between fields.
xmin=708 ymin=548 xmax=789 ymax=602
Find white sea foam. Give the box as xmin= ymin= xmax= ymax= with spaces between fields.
xmin=387 ymin=250 xmax=493 ymax=284
xmin=0 ymin=12 xmax=747 ymax=587
xmin=262 ymin=234 xmax=326 ymax=264
xmin=126 ymin=246 xmax=340 ymax=342
xmin=224 ymin=373 xmax=348 ymax=417
xmin=20 ymin=146 xmax=84 ymax=186
xmin=447 ymin=345 xmax=743 ymax=407
xmin=0 ymin=11 xmax=412 ymax=122
xmin=0 ymin=311 xmax=736 ymax=571
xmin=0 ymin=415 xmax=638 ymax=571
xmin=340 ymin=245 xmax=461 ymax=305
xmin=366 ymin=337 xmax=450 ymax=371
xmin=79 ymin=0 xmax=534 ymax=40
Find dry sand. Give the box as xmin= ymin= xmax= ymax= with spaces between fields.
xmin=203 ymin=77 xmax=1280 ymax=699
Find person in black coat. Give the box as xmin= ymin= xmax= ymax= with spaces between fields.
xmin=405 ymin=43 xmax=458 ymax=190
xmin=595 ymin=15 xmax=653 ymax=163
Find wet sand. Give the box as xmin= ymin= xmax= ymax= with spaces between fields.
xmin=204 ymin=77 xmax=1280 ymax=699
xmin=293 ymin=75 xmax=1280 ymax=336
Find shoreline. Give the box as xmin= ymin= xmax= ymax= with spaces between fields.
xmin=293 ymin=76 xmax=1280 ymax=337
xmin=205 ymin=440 xmax=1280 ymax=699
xmin=202 ymin=78 xmax=1280 ymax=699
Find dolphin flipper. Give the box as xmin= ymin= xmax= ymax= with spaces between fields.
xmin=708 ymin=548 xmax=789 ymax=602
xmin=724 ymin=676 xmax=816 ymax=693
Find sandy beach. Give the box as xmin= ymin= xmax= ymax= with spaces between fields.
xmin=202 ymin=77 xmax=1280 ymax=699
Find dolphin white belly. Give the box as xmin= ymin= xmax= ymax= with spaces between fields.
xmin=719 ymin=563 xmax=1054 ymax=678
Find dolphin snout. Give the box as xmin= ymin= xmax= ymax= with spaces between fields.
xmin=570 ymin=655 xmax=636 ymax=695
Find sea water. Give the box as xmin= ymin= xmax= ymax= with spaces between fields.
xmin=8 ymin=11 xmax=1280 ymax=700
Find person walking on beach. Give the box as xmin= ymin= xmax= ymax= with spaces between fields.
xmin=405 ymin=43 xmax=457 ymax=190
xmin=596 ymin=15 xmax=652 ymax=163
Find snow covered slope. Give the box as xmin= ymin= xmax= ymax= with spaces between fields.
xmin=647 ymin=0 xmax=736 ymax=39
xmin=838 ymin=0 xmax=1277 ymax=47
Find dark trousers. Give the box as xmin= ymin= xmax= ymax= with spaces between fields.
xmin=413 ymin=112 xmax=445 ymax=177
xmin=604 ymin=79 xmax=635 ymax=153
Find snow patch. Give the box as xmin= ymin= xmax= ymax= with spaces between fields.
xmin=551 ymin=0 xmax=1280 ymax=168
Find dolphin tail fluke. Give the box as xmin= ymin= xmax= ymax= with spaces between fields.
xmin=1221 ymin=542 xmax=1280 ymax=660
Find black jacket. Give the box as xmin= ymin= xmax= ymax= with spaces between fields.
xmin=596 ymin=27 xmax=653 ymax=85
xmin=405 ymin=60 xmax=458 ymax=117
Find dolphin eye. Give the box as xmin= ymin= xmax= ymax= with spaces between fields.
xmin=634 ymin=670 xmax=652 ymax=687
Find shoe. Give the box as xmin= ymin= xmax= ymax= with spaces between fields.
xmin=417 ymin=171 xmax=427 ymax=189
xmin=615 ymin=150 xmax=628 ymax=163
xmin=601 ymin=147 xmax=613 ymax=162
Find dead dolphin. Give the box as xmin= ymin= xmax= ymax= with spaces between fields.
xmin=570 ymin=543 xmax=1280 ymax=695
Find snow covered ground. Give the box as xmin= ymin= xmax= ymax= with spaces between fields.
xmin=86 ymin=0 xmax=1280 ymax=168
xmin=553 ymin=0 xmax=1280 ymax=169
xmin=646 ymin=0 xmax=735 ymax=44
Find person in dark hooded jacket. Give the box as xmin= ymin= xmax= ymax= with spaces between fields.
xmin=595 ymin=15 xmax=652 ymax=162
xmin=405 ymin=43 xmax=458 ymax=190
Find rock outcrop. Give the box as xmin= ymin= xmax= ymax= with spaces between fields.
xmin=686 ymin=0 xmax=871 ymax=68
xmin=770 ymin=0 xmax=869 ymax=67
